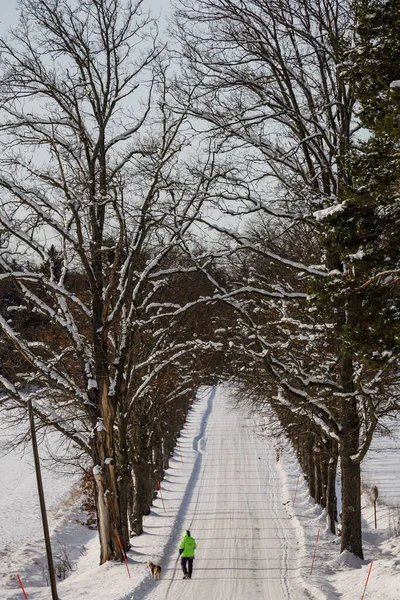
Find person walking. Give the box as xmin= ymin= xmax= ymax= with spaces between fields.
xmin=179 ymin=530 xmax=197 ymax=579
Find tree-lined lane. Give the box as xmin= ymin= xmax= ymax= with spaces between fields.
xmin=142 ymin=386 xmax=308 ymax=600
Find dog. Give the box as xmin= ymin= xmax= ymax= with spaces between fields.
xmin=147 ymin=560 xmax=162 ymax=580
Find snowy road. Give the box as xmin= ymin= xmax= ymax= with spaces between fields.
xmin=138 ymin=387 xmax=307 ymax=600
xmin=3 ymin=386 xmax=400 ymax=600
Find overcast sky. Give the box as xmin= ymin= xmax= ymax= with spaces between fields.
xmin=0 ymin=0 xmax=168 ymax=36
xmin=0 ymin=0 xmax=19 ymax=33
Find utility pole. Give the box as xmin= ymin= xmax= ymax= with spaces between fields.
xmin=27 ymin=398 xmax=59 ymax=600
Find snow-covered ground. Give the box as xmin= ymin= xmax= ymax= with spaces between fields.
xmin=1 ymin=385 xmax=400 ymax=599
xmin=362 ymin=417 xmax=400 ymax=507
xmin=276 ymin=427 xmax=400 ymax=600
xmin=0 ymin=421 xmax=79 ymax=581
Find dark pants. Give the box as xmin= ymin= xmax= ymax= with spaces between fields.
xmin=181 ymin=556 xmax=194 ymax=577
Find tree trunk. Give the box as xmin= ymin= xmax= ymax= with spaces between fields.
xmin=314 ymin=450 xmax=322 ymax=505
xmin=162 ymin=431 xmax=173 ymax=470
xmin=92 ymin=383 xmax=124 ymax=564
xmin=339 ymin=355 xmax=363 ymax=558
xmin=132 ymin=458 xmax=153 ymax=536
xmin=153 ymin=429 xmax=164 ymax=489
xmin=326 ymin=441 xmax=338 ymax=534
xmin=340 ymin=443 xmax=363 ymax=557
xmin=306 ymin=436 xmax=316 ymax=500
xmin=127 ymin=474 xmax=135 ymax=536
xmin=132 ymin=429 xmax=154 ymax=536
xmin=320 ymin=456 xmax=327 ymax=509
xmin=116 ymin=417 xmax=131 ymax=551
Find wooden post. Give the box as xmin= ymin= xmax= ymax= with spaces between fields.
xmin=370 ymin=486 xmax=379 ymax=529
xmin=27 ymin=399 xmax=59 ymax=600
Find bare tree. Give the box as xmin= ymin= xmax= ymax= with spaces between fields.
xmin=0 ymin=0 xmax=214 ymax=563
xmin=171 ymin=0 xmax=393 ymax=558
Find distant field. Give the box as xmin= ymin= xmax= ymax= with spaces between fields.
xmin=362 ymin=416 xmax=400 ymax=506
xmin=0 ymin=419 xmax=78 ymax=550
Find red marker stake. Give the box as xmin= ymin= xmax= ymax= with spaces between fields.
xmin=17 ymin=574 xmax=28 ymax=599
xmin=309 ymin=528 xmax=320 ymax=575
xmin=361 ymin=561 xmax=373 ymax=600
xmin=117 ymin=535 xmax=131 ymax=578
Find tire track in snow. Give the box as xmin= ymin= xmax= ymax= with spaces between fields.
xmin=133 ymin=386 xmax=310 ymax=600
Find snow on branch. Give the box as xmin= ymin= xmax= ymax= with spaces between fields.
xmin=0 ymin=313 xmax=89 ymax=405
xmin=313 ymin=202 xmax=346 ymax=221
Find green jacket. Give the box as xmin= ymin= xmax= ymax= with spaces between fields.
xmin=179 ymin=531 xmax=197 ymax=558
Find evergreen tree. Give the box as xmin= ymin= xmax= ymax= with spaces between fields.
xmin=323 ymin=0 xmax=400 ymax=362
